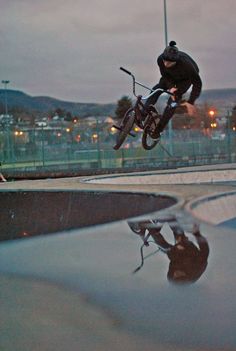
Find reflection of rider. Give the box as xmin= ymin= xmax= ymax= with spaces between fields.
xmin=144 ymin=41 xmax=202 ymax=138
xmin=150 ymin=223 xmax=209 ymax=284
xmin=129 ymin=219 xmax=209 ymax=284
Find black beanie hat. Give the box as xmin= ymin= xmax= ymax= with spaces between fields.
xmin=163 ymin=41 xmax=179 ymax=62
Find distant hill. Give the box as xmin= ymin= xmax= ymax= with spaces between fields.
xmin=199 ymin=88 xmax=236 ymax=107
xmin=0 ymin=88 xmax=236 ymax=117
xmin=0 ymin=90 xmax=116 ymax=117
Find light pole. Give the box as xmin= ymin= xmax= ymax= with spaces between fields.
xmin=163 ymin=0 xmax=168 ymax=46
xmin=1 ymin=80 xmax=11 ymax=161
xmin=227 ymin=109 xmax=232 ymax=163
xmin=163 ymin=1 xmax=173 ymax=154
xmin=2 ymin=80 xmax=10 ymax=117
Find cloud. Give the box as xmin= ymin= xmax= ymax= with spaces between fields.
xmin=0 ymin=0 xmax=236 ymax=102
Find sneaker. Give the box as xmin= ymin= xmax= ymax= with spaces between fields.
xmin=151 ymin=128 xmax=161 ymax=139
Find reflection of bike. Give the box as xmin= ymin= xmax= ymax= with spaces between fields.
xmin=128 ymin=217 xmax=209 ymax=284
xmin=113 ymin=67 xmax=175 ymax=150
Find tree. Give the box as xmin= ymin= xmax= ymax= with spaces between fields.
xmin=64 ymin=111 xmax=73 ymax=121
xmin=54 ymin=108 xmax=66 ymax=119
xmin=115 ymin=96 xmax=132 ymax=120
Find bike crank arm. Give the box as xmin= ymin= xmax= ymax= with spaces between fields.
xmin=112 ymin=125 xmax=136 ymax=137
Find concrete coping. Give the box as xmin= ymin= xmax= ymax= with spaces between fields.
xmin=186 ymin=190 xmax=236 ymax=225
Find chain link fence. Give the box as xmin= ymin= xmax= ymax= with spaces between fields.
xmin=0 ymin=118 xmax=236 ymax=177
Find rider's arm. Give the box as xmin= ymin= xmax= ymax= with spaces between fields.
xmin=186 ymin=62 xmax=202 ymax=105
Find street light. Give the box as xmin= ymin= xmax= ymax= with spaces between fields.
xmin=2 ymin=80 xmax=10 ymax=117
xmin=208 ymin=109 xmax=215 ymax=117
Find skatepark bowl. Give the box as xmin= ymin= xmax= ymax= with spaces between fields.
xmin=0 ymin=168 xmax=236 ymax=351
xmin=0 ymin=190 xmax=177 ymax=241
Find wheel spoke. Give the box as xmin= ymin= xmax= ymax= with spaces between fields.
xmin=113 ymin=108 xmax=136 ymax=150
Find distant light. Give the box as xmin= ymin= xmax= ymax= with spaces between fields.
xmin=66 ymin=128 xmax=71 ymax=132
xmin=14 ymin=130 xmax=23 ymax=136
xmin=209 ymin=110 xmax=215 ymax=117
xmin=22 ymin=231 xmax=28 ymax=237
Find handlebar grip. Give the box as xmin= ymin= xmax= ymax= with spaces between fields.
xmin=120 ymin=67 xmax=132 ymax=75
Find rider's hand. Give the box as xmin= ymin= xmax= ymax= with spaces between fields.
xmin=181 ymin=102 xmax=196 ymax=116
xmin=168 ymin=87 xmax=178 ymax=100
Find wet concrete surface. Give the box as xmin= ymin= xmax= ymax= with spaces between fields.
xmin=1 ymin=218 xmax=236 ymax=350
xmin=0 ymin=164 xmax=236 ymax=351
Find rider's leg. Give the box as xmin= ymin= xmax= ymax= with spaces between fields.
xmin=154 ymin=97 xmax=177 ymax=133
xmin=149 ymin=229 xmax=173 ymax=253
xmin=170 ymin=226 xmax=188 ymax=244
xmin=144 ymin=84 xmax=163 ymax=107
xmin=155 ymin=80 xmax=192 ymax=135
xmin=142 ymin=79 xmax=168 ymax=114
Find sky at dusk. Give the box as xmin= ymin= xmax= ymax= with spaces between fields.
xmin=1 ymin=0 xmax=236 ymax=103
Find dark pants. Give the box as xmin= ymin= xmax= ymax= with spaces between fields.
xmin=145 ymin=78 xmax=192 ymax=133
xmin=149 ymin=227 xmax=187 ymax=253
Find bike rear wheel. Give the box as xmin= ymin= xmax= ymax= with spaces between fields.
xmin=142 ymin=115 xmax=160 ymax=150
xmin=113 ymin=108 xmax=136 ymax=150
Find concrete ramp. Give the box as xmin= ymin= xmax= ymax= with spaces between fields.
xmin=187 ymin=191 xmax=236 ymax=225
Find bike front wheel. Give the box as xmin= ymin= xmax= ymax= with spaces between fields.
xmin=142 ymin=115 xmax=161 ymax=150
xmin=113 ymin=108 xmax=136 ymax=150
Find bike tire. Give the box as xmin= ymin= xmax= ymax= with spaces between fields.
xmin=113 ymin=108 xmax=135 ymax=150
xmin=142 ymin=115 xmax=160 ymax=150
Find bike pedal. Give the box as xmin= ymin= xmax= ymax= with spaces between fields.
xmin=112 ymin=125 xmax=122 ymax=131
xmin=151 ymin=132 xmax=161 ymax=140
xmin=129 ymin=132 xmax=136 ymax=137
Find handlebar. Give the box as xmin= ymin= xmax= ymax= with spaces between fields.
xmin=119 ymin=66 xmax=175 ymax=99
xmin=120 ymin=67 xmax=132 ymax=75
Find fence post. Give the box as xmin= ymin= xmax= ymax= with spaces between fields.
xmin=227 ymin=110 xmax=232 ymax=163
xmin=96 ymin=118 xmax=102 ymax=168
xmin=41 ymin=125 xmax=45 ymax=167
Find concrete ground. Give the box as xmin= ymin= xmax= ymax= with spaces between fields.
xmin=0 ymin=164 xmax=236 ymax=351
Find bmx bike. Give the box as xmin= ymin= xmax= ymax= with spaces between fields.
xmin=113 ymin=67 xmax=176 ymax=150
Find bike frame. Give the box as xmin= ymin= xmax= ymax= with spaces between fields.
xmin=113 ymin=67 xmax=179 ymax=152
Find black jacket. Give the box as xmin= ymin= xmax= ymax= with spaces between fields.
xmin=167 ymin=233 xmax=209 ymax=283
xmin=157 ymin=51 xmax=202 ymax=104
